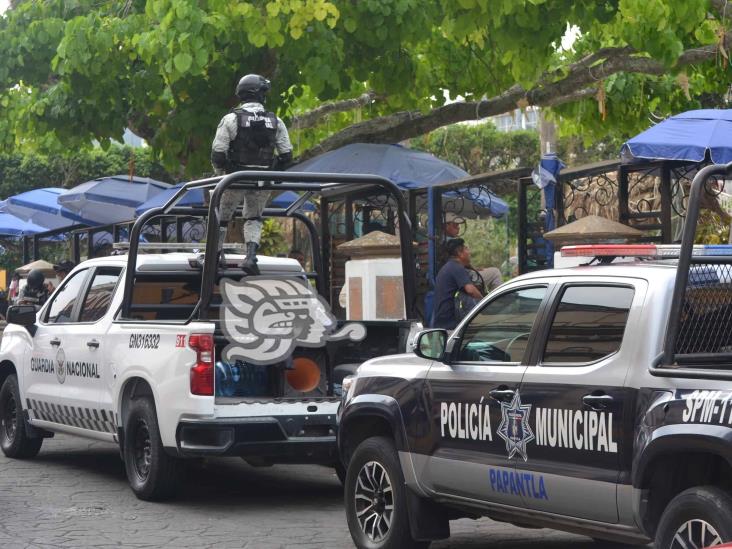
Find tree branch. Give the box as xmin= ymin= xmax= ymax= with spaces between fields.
xmin=300 ymin=40 xmax=725 ymax=160
xmin=542 ymin=87 xmax=596 ymax=107
xmin=290 ymin=91 xmax=376 ymax=130
xmin=711 ymin=0 xmax=732 ymax=20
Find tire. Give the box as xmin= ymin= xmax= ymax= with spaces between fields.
xmin=0 ymin=374 xmax=42 ymax=459
xmin=123 ymin=397 xmax=179 ymax=501
xmin=655 ymin=486 xmax=732 ymax=549
xmin=345 ymin=436 xmax=430 ymax=549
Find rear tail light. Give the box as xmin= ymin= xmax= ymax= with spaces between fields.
xmin=189 ymin=333 xmax=214 ymax=396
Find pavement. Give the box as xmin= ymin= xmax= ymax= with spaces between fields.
xmin=0 ymin=434 xmax=640 ymax=548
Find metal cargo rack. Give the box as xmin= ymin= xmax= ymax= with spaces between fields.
xmin=654 ymin=161 xmax=732 ymax=380
xmin=119 ymin=171 xmax=418 ymax=322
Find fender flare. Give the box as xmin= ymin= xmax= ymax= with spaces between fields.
xmin=115 ymin=370 xmax=162 ymax=439
xmin=338 ymin=393 xmax=410 ymax=459
xmin=633 ymin=423 xmax=732 ymax=488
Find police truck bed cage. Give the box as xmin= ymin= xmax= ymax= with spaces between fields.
xmin=548 ymin=163 xmax=732 ymax=380
xmin=653 ymin=162 xmax=732 ymax=380
xmin=555 ymin=164 xmax=732 ymax=380
xmin=120 ymin=170 xmax=417 ymax=321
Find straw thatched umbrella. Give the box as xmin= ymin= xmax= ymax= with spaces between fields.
xmin=15 ymin=259 xmax=56 ymax=277
xmin=544 ymin=215 xmax=643 ymax=246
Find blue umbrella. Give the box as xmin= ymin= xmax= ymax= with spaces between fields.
xmin=2 ymin=187 xmax=92 ymax=230
xmin=134 ymin=182 xmax=204 ymax=216
xmin=291 ymin=143 xmax=508 ymax=217
xmin=0 ymin=210 xmax=48 ymax=236
xmin=270 ymin=190 xmax=316 ymax=212
xmin=134 ymin=184 xmax=315 ymax=216
xmin=622 ymin=109 xmax=732 ymax=163
xmin=59 ymin=175 xmax=171 ymax=225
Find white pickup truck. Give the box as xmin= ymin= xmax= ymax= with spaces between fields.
xmin=0 ymin=251 xmax=342 ymax=500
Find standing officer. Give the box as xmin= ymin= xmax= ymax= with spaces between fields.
xmin=211 ymin=74 xmax=293 ymax=275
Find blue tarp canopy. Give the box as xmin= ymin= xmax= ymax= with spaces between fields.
xmin=291 ymin=143 xmax=509 ymax=218
xmin=1 ymin=187 xmax=93 ymax=230
xmin=134 ymin=184 xmax=316 ymax=217
xmin=622 ymin=109 xmax=732 ymax=164
xmin=59 ymin=175 xmax=171 ymax=225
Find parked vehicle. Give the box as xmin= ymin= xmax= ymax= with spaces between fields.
xmin=0 ymin=171 xmax=419 ymax=500
xmin=338 ymin=163 xmax=732 ymax=548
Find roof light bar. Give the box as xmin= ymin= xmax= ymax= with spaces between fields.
xmin=561 ymin=244 xmax=657 ymax=257
xmin=560 ymin=244 xmax=732 ymax=259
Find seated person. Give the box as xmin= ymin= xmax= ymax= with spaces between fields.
xmin=431 ymin=238 xmax=482 ymax=330
xmin=443 ymin=213 xmax=503 ymax=293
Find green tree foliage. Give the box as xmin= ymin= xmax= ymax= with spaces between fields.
xmin=259 ymin=218 xmax=289 ymax=256
xmin=0 ymin=240 xmax=24 ymax=277
xmin=412 ymin=122 xmax=540 ymax=177
xmin=555 ymin=134 xmax=627 ymax=167
xmin=0 ymin=1 xmax=730 ymax=175
xmin=0 ymin=144 xmax=175 ymax=198
xmin=0 ymin=144 xmax=176 ymax=274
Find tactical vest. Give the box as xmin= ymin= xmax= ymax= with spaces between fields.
xmin=228 ymin=108 xmax=278 ymax=169
xmin=18 ymin=286 xmax=48 ymax=306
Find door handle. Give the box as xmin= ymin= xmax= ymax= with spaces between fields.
xmin=50 ymin=338 xmax=61 ymax=347
xmin=87 ymin=339 xmax=100 ymax=349
xmin=582 ymin=393 xmax=614 ymax=410
xmin=489 ymin=387 xmax=516 ymax=402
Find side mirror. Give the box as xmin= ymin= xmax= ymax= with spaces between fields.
xmin=6 ymin=305 xmax=37 ymax=328
xmin=413 ymin=329 xmax=447 ymax=361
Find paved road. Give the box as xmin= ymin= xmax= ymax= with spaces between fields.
xmin=0 ymin=434 xmax=637 ymax=548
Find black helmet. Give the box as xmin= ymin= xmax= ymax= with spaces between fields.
xmin=236 ymin=74 xmax=271 ymax=103
xmin=27 ymin=269 xmax=45 ymax=290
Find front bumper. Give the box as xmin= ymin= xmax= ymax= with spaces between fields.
xmin=175 ymin=413 xmax=338 ymax=463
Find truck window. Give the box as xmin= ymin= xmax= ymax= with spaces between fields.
xmin=45 ymin=269 xmax=88 ymax=324
xmin=542 ymin=285 xmax=634 ymax=364
xmin=128 ymin=275 xmax=200 ymax=321
xmin=457 ymin=286 xmax=546 ymax=363
xmin=79 ymin=268 xmax=122 ymax=322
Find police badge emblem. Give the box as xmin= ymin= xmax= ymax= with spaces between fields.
xmin=56 ymin=348 xmax=66 ymax=385
xmin=496 ymin=391 xmax=534 ymax=461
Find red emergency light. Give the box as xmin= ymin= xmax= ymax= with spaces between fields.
xmin=561 ymin=244 xmax=732 ymax=259
xmin=560 ymin=244 xmax=658 ymax=258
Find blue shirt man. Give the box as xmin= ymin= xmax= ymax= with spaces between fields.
xmin=431 ymin=238 xmax=483 ymax=330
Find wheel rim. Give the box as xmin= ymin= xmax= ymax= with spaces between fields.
xmin=354 ymin=460 xmax=394 ymax=543
xmin=671 ymin=519 xmax=724 ymax=549
xmin=132 ymin=419 xmax=152 ymax=482
xmin=1 ymin=392 xmax=17 ymax=443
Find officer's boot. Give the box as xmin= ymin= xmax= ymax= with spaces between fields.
xmin=242 ymin=241 xmax=260 ymax=275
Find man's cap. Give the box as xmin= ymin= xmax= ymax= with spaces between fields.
xmin=53 ymin=260 xmax=75 ymax=273
xmin=445 ymin=212 xmax=465 ymax=224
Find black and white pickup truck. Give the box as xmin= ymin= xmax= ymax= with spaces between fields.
xmin=338 ymin=163 xmax=732 ymax=549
